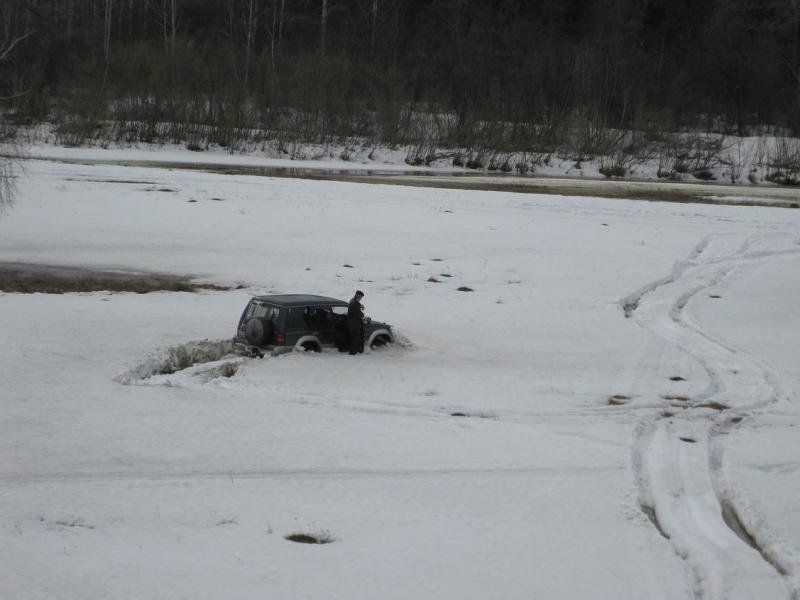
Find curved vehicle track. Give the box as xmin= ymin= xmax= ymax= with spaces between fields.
xmin=624 ymin=233 xmax=800 ymax=599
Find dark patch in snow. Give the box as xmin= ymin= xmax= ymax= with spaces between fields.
xmin=696 ymin=401 xmax=729 ymax=411
xmin=669 ymin=376 xmax=686 ymax=381
xmin=439 ymin=273 xmax=453 ymax=278
xmin=640 ymin=504 xmax=670 ymax=540
xmin=457 ymin=286 xmax=474 ymax=292
xmin=608 ymin=394 xmax=631 ymax=405
xmin=427 ymin=277 xmax=440 ymax=283
xmin=65 ymin=177 xmax=157 ymax=185
xmin=709 ymin=294 xmax=722 ymax=299
xmin=449 ymin=411 xmax=495 ymax=419
xmin=285 ymin=532 xmax=336 ymax=545
xmin=622 ymin=298 xmax=640 ymax=318
xmin=663 ymin=395 xmax=690 ymax=402
xmin=40 ymin=516 xmax=95 ymax=530
xmin=720 ymin=501 xmax=761 ymax=554
xmin=679 ymin=437 xmax=697 ymax=443
xmin=342 ymin=264 xmax=354 ymax=268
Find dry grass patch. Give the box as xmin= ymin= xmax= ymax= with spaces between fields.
xmin=696 ymin=401 xmax=729 ymax=411
xmin=0 ymin=264 xmax=230 ymax=294
xmin=663 ymin=395 xmax=690 ymax=402
xmin=1 ymin=275 xmax=228 ymax=294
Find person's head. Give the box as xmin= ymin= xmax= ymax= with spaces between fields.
xmin=355 ymin=290 xmax=364 ymax=299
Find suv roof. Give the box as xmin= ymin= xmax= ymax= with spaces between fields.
xmin=252 ymin=294 xmax=348 ymax=308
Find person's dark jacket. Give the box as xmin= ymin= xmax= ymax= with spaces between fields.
xmin=347 ymin=296 xmax=365 ymax=353
xmin=347 ymin=297 xmax=364 ymax=323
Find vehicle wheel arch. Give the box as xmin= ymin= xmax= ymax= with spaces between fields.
xmin=367 ymin=329 xmax=392 ymax=349
xmin=295 ymin=335 xmax=322 ymax=352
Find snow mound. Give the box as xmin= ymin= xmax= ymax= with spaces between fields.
xmin=114 ymin=339 xmax=234 ymax=384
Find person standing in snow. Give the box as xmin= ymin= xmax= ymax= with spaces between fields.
xmin=347 ymin=290 xmax=365 ymax=355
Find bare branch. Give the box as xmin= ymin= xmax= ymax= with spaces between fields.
xmin=0 ymin=31 xmax=33 ymax=64
xmin=0 ymin=89 xmax=30 ymax=101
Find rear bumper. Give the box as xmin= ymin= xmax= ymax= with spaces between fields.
xmin=232 ymin=340 xmax=292 ymax=357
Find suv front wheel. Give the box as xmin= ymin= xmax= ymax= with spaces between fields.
xmin=370 ymin=334 xmax=391 ymax=349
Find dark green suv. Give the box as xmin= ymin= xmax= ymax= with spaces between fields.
xmin=233 ymin=294 xmax=393 ymax=356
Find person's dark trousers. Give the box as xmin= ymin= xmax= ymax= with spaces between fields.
xmin=348 ymin=322 xmax=362 ymax=355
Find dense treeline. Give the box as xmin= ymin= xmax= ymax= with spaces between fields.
xmin=2 ymin=0 xmax=800 ymax=152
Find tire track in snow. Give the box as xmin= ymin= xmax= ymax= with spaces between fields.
xmin=625 ymin=233 xmax=800 ymax=599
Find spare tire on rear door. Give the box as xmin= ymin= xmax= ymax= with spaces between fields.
xmin=245 ymin=317 xmax=273 ymax=346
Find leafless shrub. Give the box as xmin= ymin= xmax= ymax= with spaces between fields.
xmin=488 ymin=151 xmax=512 ymax=172
xmin=465 ymin=149 xmax=488 ymax=169
xmin=689 ymin=134 xmax=724 ymax=180
xmin=563 ymin=111 xmax=620 ymax=160
xmin=765 ymin=136 xmax=800 ymax=185
xmin=0 ymin=155 xmax=14 ymax=215
xmin=0 ymin=118 xmax=20 ymax=216
xmin=719 ymin=138 xmax=751 ymax=183
xmin=405 ymin=140 xmax=438 ymax=166
xmin=655 ymin=133 xmax=724 ymax=180
xmin=597 ymin=130 xmax=657 ymax=178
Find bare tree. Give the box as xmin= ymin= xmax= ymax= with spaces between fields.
xmin=229 ymin=0 xmax=261 ymax=93
xmin=104 ymin=0 xmax=113 ymax=63
xmin=264 ymin=0 xmax=285 ymax=104
xmin=0 ymin=25 xmax=31 ymax=216
xmin=0 ymin=147 xmax=14 ymax=217
xmin=320 ymin=0 xmax=327 ymax=56
xmin=789 ymin=0 xmax=800 ymax=126
xmin=368 ymin=0 xmax=393 ymax=57
xmin=148 ymin=0 xmax=178 ymax=53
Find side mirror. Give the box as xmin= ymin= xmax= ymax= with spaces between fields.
xmin=365 ymin=317 xmax=372 ymax=324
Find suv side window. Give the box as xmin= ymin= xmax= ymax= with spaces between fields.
xmin=286 ymin=308 xmax=307 ymax=330
xmin=304 ymin=306 xmax=335 ymax=329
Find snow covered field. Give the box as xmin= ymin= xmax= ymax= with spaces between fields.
xmin=1 ymin=155 xmax=799 ymax=599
